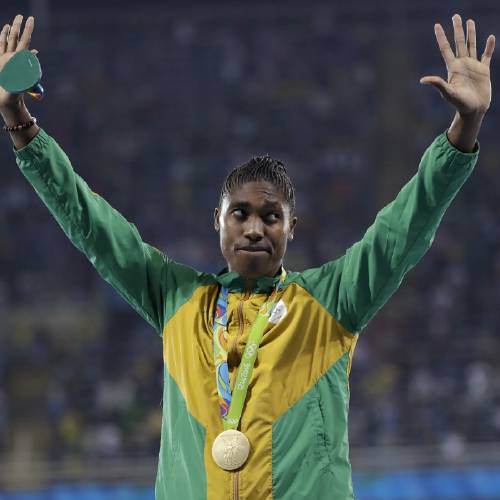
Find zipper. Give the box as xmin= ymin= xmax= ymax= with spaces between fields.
xmin=233 ymin=470 xmax=239 ymax=500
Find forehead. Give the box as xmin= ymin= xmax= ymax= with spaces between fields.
xmin=223 ymin=181 xmax=285 ymax=208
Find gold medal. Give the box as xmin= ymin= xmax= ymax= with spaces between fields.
xmin=212 ymin=429 xmax=250 ymax=470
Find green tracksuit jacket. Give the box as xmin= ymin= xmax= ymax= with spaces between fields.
xmin=13 ymin=128 xmax=478 ymax=499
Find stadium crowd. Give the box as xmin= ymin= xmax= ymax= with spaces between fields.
xmin=1 ymin=4 xmax=500 ymax=464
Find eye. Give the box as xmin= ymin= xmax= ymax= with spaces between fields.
xmin=232 ymin=208 xmax=246 ymax=219
xmin=265 ymin=212 xmax=280 ymax=223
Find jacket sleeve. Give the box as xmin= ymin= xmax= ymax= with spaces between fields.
xmin=298 ymin=130 xmax=479 ymax=334
xmin=13 ymin=127 xmax=199 ymax=335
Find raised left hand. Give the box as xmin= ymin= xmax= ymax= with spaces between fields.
xmin=420 ymin=14 xmax=495 ymax=116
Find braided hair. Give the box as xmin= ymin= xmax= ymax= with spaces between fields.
xmin=218 ymin=154 xmax=296 ymax=215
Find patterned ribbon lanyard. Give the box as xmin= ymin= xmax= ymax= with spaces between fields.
xmin=213 ymin=268 xmax=287 ymax=431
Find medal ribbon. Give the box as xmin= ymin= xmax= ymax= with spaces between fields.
xmin=213 ymin=268 xmax=286 ymax=431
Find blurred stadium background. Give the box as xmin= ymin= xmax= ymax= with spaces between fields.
xmin=1 ymin=0 xmax=500 ymax=498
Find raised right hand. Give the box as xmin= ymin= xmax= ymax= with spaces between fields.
xmin=420 ymin=14 xmax=495 ymax=116
xmin=0 ymin=14 xmax=38 ymax=110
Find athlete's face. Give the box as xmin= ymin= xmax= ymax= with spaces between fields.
xmin=214 ymin=181 xmax=297 ymax=279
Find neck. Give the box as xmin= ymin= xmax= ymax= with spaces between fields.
xmin=228 ymin=263 xmax=282 ymax=279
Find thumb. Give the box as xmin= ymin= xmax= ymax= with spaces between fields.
xmin=420 ymin=76 xmax=454 ymax=100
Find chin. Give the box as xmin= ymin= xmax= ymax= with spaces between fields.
xmin=232 ymin=254 xmax=273 ymax=278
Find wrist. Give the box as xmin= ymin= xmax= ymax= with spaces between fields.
xmin=1 ymin=97 xmax=40 ymax=150
xmin=457 ymin=108 xmax=487 ymax=124
xmin=447 ymin=111 xmax=483 ymax=153
xmin=0 ymin=99 xmax=32 ymax=126
xmin=0 ymin=96 xmax=25 ymax=114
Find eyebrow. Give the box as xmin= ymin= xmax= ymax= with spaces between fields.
xmin=228 ymin=200 xmax=282 ymax=210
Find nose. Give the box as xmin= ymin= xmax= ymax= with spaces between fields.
xmin=243 ymin=215 xmax=264 ymax=241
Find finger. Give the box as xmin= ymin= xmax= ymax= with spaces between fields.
xmin=17 ymin=16 xmax=34 ymax=51
xmin=481 ymin=34 xmax=496 ymax=67
xmin=6 ymin=14 xmax=23 ymax=52
xmin=434 ymin=23 xmax=455 ymax=67
xmin=0 ymin=24 xmax=9 ymax=55
xmin=466 ymin=19 xmax=477 ymax=59
xmin=452 ymin=14 xmax=467 ymax=57
xmin=420 ymin=75 xmax=455 ymax=100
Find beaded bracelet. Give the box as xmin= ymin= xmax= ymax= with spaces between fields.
xmin=2 ymin=116 xmax=37 ymax=132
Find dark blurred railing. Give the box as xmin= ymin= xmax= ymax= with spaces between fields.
xmin=2 ymin=442 xmax=500 ymax=489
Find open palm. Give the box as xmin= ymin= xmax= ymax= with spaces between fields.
xmin=421 ymin=14 xmax=495 ymax=115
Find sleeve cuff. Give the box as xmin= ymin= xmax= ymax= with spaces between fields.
xmin=442 ymin=128 xmax=480 ymax=156
xmin=426 ymin=129 xmax=479 ymax=178
xmin=13 ymin=127 xmax=51 ymax=163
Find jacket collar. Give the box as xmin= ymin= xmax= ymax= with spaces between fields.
xmin=214 ymin=266 xmax=285 ymax=294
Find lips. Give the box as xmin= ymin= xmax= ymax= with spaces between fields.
xmin=237 ymin=245 xmax=270 ymax=253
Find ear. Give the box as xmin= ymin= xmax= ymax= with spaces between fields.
xmin=288 ymin=216 xmax=297 ymax=241
xmin=214 ymin=207 xmax=220 ymax=232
